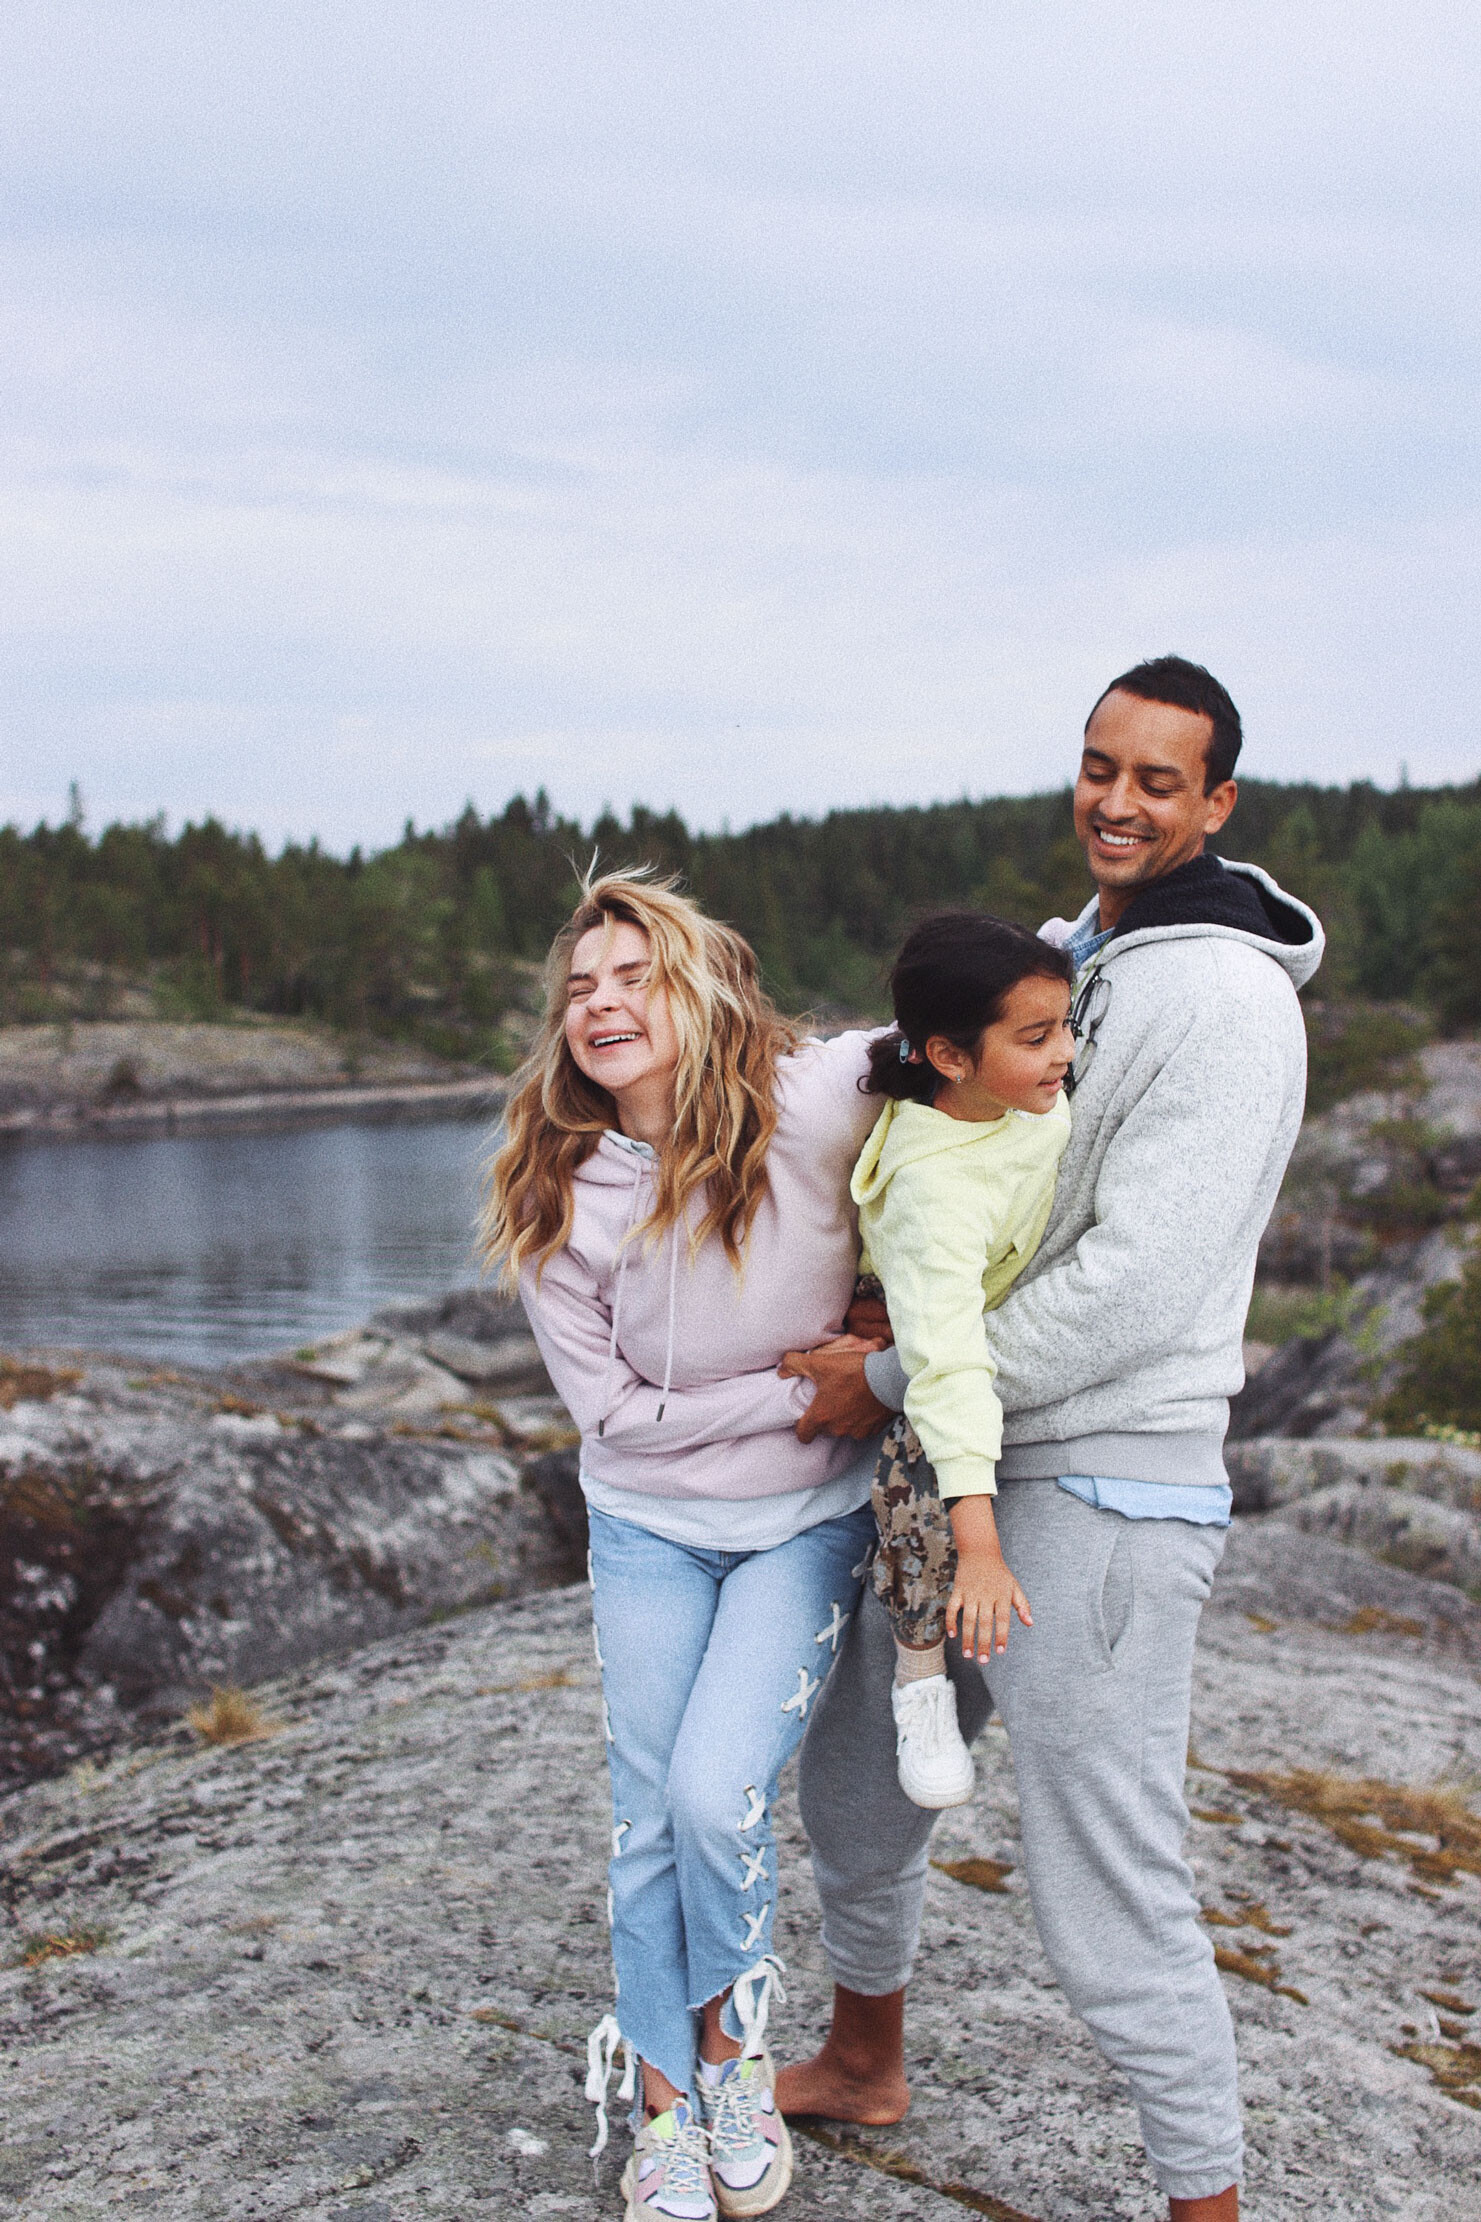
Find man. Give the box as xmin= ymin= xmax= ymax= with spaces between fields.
xmin=776 ymin=657 xmax=1324 ymax=2221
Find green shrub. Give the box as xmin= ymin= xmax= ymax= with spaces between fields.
xmin=1378 ymin=1249 xmax=1481 ymax=1433
xmin=1302 ymin=1001 xmax=1430 ymax=1115
xmin=1245 ymin=1281 xmax=1356 ymax=1346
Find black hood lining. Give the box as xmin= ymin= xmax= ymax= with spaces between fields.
xmin=1107 ymin=855 xmax=1312 ymax=949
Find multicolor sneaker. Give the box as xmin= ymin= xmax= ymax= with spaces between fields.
xmin=891 ymin=1673 xmax=975 ymax=1809
xmin=620 ymin=2100 xmax=717 ymax=2221
xmin=695 ymin=2052 xmax=793 ymax=2218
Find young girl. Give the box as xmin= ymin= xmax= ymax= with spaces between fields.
xmin=851 ymin=912 xmax=1075 ymax=1809
xmin=481 ymin=872 xmax=885 ymax=2222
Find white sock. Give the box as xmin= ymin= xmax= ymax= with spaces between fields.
xmin=697 ymin=2055 xmax=728 ymax=2085
xmin=895 ymin=1640 xmax=947 ymax=1686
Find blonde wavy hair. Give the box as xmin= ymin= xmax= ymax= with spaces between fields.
xmin=480 ymin=869 xmax=801 ymax=1285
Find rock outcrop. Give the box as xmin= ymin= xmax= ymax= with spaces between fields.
xmin=1227 ymin=1436 xmax=1481 ymax=1599
xmin=0 ymin=1292 xmax=580 ymax=1788
xmin=1234 ymin=1041 xmax=1481 ymax=1440
xmin=2 ymin=1526 xmax=1478 ymax=2220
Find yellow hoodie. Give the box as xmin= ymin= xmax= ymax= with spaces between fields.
xmin=850 ymin=1092 xmax=1071 ymax=1500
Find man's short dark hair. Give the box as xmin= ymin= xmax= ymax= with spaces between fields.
xmin=1087 ymin=655 xmax=1243 ymax=792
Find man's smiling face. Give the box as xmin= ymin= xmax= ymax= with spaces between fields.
xmin=1072 ymin=688 xmax=1238 ymax=927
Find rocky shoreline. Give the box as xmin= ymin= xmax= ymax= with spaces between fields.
xmin=7 ymin=1280 xmax=1481 ymax=1797
xmin=0 ymin=1020 xmax=508 ymax=1140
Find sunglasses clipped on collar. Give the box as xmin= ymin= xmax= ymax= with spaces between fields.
xmin=1064 ymin=966 xmax=1111 ymax=1097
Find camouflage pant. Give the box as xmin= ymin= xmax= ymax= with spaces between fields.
xmin=870 ymin=1415 xmax=956 ymax=1648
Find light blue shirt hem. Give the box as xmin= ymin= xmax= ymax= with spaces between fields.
xmin=1056 ymin=1473 xmax=1232 ymax=1527
xmin=580 ymin=1435 xmax=879 ymax=1552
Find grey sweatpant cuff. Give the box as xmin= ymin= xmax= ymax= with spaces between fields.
xmin=1154 ymin=2158 xmax=1244 ymax=2201
xmin=816 ymin=1839 xmax=931 ymax=2000
xmin=822 ymin=1953 xmax=914 ymax=1999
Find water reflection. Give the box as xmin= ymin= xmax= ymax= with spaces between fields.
xmin=0 ymin=1118 xmax=496 ymax=1365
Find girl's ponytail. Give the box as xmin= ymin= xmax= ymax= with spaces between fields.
xmin=865 ymin=1028 xmax=941 ymax=1104
xmin=863 ymin=912 xmax=1073 ymax=1102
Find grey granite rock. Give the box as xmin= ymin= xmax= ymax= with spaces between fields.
xmin=1226 ymin=1438 xmax=1481 ymax=1597
xmin=0 ymin=1333 xmax=578 ymax=1789
xmin=1227 ymin=1436 xmax=1481 ymax=1517
xmin=1 ymin=1524 xmax=1478 ymax=2221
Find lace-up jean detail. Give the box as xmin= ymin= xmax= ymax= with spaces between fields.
xmin=588 ymin=1501 xmax=874 ymax=2104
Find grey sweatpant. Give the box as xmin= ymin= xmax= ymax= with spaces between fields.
xmin=797 ymin=1478 xmax=1240 ymax=2203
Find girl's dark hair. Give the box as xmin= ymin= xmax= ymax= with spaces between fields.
xmin=865 ymin=912 xmax=1074 ymax=1104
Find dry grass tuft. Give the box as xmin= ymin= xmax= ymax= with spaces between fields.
xmin=1202 ymin=1900 xmax=1292 ymax=1938
xmin=0 ymin=1358 xmax=81 ymax=1409
xmin=1422 ymin=1989 xmax=1477 ymax=2016
xmin=1394 ymin=2039 xmax=1481 ymax=2109
xmin=933 ymin=1857 xmax=1014 ymax=1895
xmin=187 ymin=1686 xmax=280 ymax=1745
xmin=1343 ymin=1605 xmax=1426 ymax=1639
xmin=1225 ymin=1766 xmax=1481 ymax=1885
xmin=1212 ymin=1943 xmax=1308 ymax=2006
xmin=16 ymin=1926 xmax=109 ymax=1967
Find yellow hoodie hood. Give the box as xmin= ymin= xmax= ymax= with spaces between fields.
xmin=850 ymin=1091 xmax=1071 ymax=1499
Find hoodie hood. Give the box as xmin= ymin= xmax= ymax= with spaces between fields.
xmin=851 ymin=1095 xmax=1070 ymax=1209
xmin=1056 ymin=856 xmax=1324 ymax=993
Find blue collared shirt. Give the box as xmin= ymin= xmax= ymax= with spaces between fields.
xmin=1065 ymin=910 xmax=1114 ymax=976
xmin=1057 ymin=1474 xmax=1232 ymax=1527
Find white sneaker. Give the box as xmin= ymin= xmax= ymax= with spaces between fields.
xmin=696 ymin=2051 xmax=793 ymax=2218
xmin=620 ymin=2100 xmax=716 ymax=2221
xmin=891 ymin=1674 xmax=975 ymax=1808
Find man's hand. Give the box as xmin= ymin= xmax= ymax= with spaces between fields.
xmin=779 ymin=1334 xmax=893 ymax=1443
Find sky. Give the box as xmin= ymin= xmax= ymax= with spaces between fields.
xmin=2 ymin=1 xmax=1479 ymax=850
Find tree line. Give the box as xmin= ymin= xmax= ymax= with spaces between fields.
xmin=4 ymin=776 xmax=1480 ymax=1068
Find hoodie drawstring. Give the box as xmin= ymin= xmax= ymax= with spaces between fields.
xmin=597 ymin=1158 xmax=644 ymax=1438
xmin=655 ymin=1225 xmax=679 ymax=1423
xmin=597 ymin=1151 xmax=683 ymax=1435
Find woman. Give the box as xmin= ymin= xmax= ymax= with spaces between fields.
xmin=481 ymin=871 xmax=883 ymax=2222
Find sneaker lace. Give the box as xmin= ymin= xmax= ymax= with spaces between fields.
xmin=731 ymin=1953 xmax=786 ymax=2058
xmin=705 ymin=2066 xmax=760 ymax=2156
xmin=653 ymin=2105 xmax=712 ymax=2195
xmin=584 ymin=2011 xmax=636 ymax=2160
xmin=902 ymin=1677 xmax=951 ymax=1733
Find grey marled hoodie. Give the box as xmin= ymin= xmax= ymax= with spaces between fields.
xmin=866 ymin=858 xmax=1324 ymax=1490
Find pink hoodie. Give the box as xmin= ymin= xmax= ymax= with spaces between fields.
xmin=519 ymin=1030 xmax=880 ymax=1503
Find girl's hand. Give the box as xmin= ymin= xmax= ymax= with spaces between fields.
xmin=946 ymin=1496 xmax=1033 ymax=1660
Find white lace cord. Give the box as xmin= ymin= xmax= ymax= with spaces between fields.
xmin=585 ymin=2012 xmax=636 ymax=2159
xmin=731 ymin=1953 xmax=787 ymax=2061
xmin=655 ymin=1224 xmax=679 ymax=1421
xmin=597 ymin=1163 xmax=644 ymax=1437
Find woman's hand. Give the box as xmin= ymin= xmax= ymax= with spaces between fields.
xmin=946 ymin=1495 xmax=1032 ymax=1660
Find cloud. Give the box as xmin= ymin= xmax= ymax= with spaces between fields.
xmin=0 ymin=0 xmax=1477 ymax=844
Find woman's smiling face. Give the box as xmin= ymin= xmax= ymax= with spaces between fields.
xmin=564 ymin=917 xmax=682 ymax=1122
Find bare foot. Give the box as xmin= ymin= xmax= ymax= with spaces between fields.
xmin=775 ymin=2047 xmax=910 ymax=2126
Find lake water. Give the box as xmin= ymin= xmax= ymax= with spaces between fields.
xmin=0 ymin=1118 xmax=498 ymax=1366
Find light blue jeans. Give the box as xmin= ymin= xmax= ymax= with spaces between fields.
xmin=587 ymin=1501 xmax=875 ymax=2100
